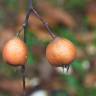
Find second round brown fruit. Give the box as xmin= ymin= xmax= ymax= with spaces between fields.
xmin=2 ymin=37 xmax=28 ymax=66
xmin=46 ymin=37 xmax=77 ymax=66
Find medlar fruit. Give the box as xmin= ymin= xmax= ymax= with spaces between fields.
xmin=2 ymin=37 xmax=28 ymax=66
xmin=46 ymin=37 xmax=77 ymax=66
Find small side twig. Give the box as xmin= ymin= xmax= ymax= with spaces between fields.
xmin=16 ymin=25 xmax=24 ymax=37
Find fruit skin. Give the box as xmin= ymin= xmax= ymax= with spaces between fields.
xmin=2 ymin=37 xmax=28 ymax=66
xmin=46 ymin=37 xmax=77 ymax=66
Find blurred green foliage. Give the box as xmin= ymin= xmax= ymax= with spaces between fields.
xmin=64 ymin=0 xmax=86 ymax=12
xmin=26 ymin=30 xmax=41 ymax=65
xmin=5 ymin=0 xmax=18 ymax=10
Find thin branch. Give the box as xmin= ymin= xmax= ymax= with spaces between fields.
xmin=17 ymin=0 xmax=32 ymax=38
xmin=21 ymin=2 xmax=33 ymax=96
xmin=16 ymin=1 xmax=57 ymax=94
xmin=17 ymin=0 xmax=56 ymax=39
xmin=31 ymin=7 xmax=56 ymax=39
xmin=18 ymin=1 xmax=33 ymax=96
xmin=29 ymin=0 xmax=56 ymax=39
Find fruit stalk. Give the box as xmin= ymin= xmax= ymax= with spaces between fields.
xmin=28 ymin=0 xmax=56 ymax=39
xmin=31 ymin=7 xmax=56 ymax=39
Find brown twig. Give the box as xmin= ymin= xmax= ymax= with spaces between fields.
xmin=16 ymin=0 xmax=57 ymax=95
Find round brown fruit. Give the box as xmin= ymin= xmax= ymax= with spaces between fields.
xmin=46 ymin=37 xmax=77 ymax=66
xmin=2 ymin=37 xmax=28 ymax=66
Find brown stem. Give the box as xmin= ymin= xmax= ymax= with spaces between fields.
xmin=31 ymin=8 xmax=56 ymax=39
xmin=16 ymin=0 xmax=56 ymax=95
xmin=29 ymin=0 xmax=56 ymax=39
xmin=21 ymin=65 xmax=26 ymax=96
xmin=17 ymin=0 xmax=56 ymax=39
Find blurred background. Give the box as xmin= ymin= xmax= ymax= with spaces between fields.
xmin=0 ymin=0 xmax=96 ymax=96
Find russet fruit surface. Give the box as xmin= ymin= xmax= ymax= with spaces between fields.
xmin=2 ymin=37 xmax=28 ymax=66
xmin=46 ymin=37 xmax=77 ymax=66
